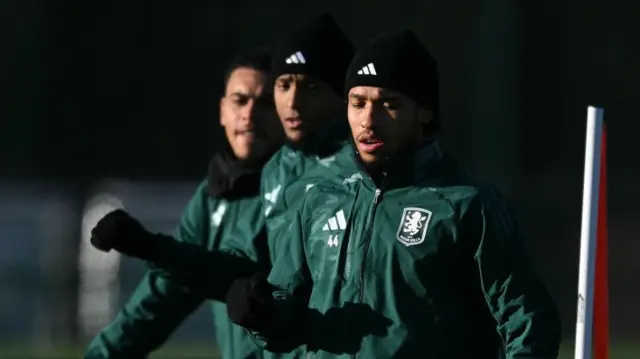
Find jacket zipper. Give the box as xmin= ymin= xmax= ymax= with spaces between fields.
xmin=351 ymin=173 xmax=387 ymax=359
xmin=357 ymin=172 xmax=387 ymax=304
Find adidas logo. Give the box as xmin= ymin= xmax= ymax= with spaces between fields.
xmin=264 ymin=185 xmax=281 ymax=204
xmin=343 ymin=172 xmax=363 ymax=184
xmin=211 ymin=202 xmax=227 ymax=227
xmin=356 ymin=63 xmax=377 ymax=75
xmin=285 ymin=51 xmax=306 ymax=64
xmin=263 ymin=185 xmax=281 ymax=217
xmin=322 ymin=210 xmax=347 ymax=231
xmin=317 ymin=155 xmax=335 ymax=167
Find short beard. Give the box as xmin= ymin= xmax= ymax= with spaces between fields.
xmin=358 ymin=154 xmax=385 ymax=171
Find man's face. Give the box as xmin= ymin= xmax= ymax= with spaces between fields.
xmin=273 ymin=74 xmax=342 ymax=144
xmin=348 ymin=86 xmax=430 ymax=167
xmin=220 ymin=67 xmax=282 ymax=161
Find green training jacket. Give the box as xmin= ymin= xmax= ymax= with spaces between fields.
xmin=84 ymin=180 xmax=269 ymax=359
xmin=84 ymin=121 xmax=350 ymax=359
xmin=261 ymin=148 xmax=341 ymax=259
xmin=261 ymin=119 xmax=350 ymax=262
xmin=258 ymin=120 xmax=349 ymax=359
xmin=259 ymin=141 xmax=562 ymax=359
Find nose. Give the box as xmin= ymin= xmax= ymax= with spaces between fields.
xmin=360 ymin=104 xmax=374 ymax=129
xmin=287 ymin=86 xmax=301 ymax=110
xmin=241 ymin=99 xmax=257 ymax=124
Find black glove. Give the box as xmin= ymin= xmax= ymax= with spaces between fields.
xmin=90 ymin=209 xmax=155 ymax=259
xmin=226 ymin=272 xmax=275 ymax=331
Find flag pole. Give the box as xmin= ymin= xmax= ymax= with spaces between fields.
xmin=574 ymin=106 xmax=605 ymax=359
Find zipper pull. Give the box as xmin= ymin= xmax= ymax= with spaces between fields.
xmin=373 ymin=189 xmax=381 ymax=204
xmin=372 ymin=171 xmax=387 ymax=205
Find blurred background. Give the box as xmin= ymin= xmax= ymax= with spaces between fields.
xmin=1 ymin=0 xmax=639 ymax=358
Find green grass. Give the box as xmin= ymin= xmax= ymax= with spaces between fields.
xmin=2 ymin=342 xmax=638 ymax=358
xmin=0 ymin=345 xmax=219 ymax=359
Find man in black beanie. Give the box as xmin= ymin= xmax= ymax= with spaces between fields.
xmin=225 ymin=15 xmax=355 ymax=357
xmin=227 ymin=30 xmax=562 ymax=359
xmin=270 ymin=13 xmax=352 ymax=147
xmin=259 ymin=13 xmax=353 ymax=229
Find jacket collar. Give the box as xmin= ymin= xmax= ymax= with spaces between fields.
xmin=283 ymin=117 xmax=350 ymax=158
xmin=344 ymin=139 xmax=446 ymax=190
xmin=206 ymin=145 xmax=271 ymax=199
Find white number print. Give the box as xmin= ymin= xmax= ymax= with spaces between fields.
xmin=327 ymin=235 xmax=339 ymax=248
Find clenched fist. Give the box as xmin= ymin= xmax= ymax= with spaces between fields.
xmin=90 ymin=209 xmax=154 ymax=259
xmin=226 ymin=272 xmax=276 ymax=331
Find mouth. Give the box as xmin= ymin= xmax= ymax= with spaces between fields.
xmin=284 ymin=117 xmax=303 ymax=129
xmin=358 ymin=135 xmax=385 ymax=153
xmin=235 ymin=129 xmax=258 ymax=140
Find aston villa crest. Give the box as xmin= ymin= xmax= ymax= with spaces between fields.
xmin=396 ymin=207 xmax=432 ymax=246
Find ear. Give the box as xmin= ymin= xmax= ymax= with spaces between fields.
xmin=418 ymin=108 xmax=434 ymax=125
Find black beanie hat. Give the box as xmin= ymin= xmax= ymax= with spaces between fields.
xmin=344 ymin=30 xmax=439 ymax=116
xmin=272 ymin=14 xmax=354 ymax=95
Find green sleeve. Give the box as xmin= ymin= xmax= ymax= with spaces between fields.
xmin=249 ymin=208 xmax=312 ymax=353
xmin=268 ymin=208 xmax=312 ymax=300
xmin=260 ymin=155 xmax=280 ymax=220
xmin=83 ymin=272 xmax=203 ymax=358
xmin=462 ymin=193 xmax=561 ymax=359
xmin=142 ymin=193 xmax=265 ymax=301
xmin=261 ymin=153 xmax=295 ymax=265
xmin=84 ymin=182 xmax=210 ymax=358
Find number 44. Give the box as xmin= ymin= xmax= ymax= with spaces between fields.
xmin=327 ymin=235 xmax=339 ymax=247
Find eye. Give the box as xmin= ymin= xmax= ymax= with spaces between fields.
xmin=350 ymin=100 xmax=365 ymax=109
xmin=233 ymin=96 xmax=249 ymax=106
xmin=383 ymin=102 xmax=399 ymax=110
xmin=276 ymin=81 xmax=290 ymax=91
xmin=381 ymin=98 xmax=400 ymax=111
